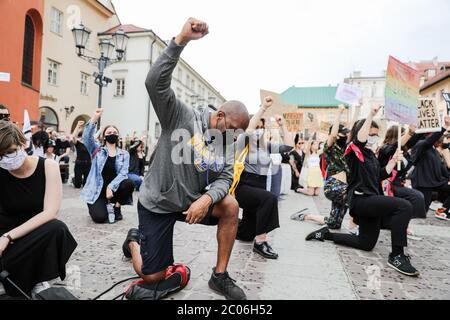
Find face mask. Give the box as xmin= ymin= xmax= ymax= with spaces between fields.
xmin=0 ymin=149 xmax=27 ymax=171
xmin=337 ymin=136 xmax=347 ymax=149
xmin=105 ymin=134 xmax=119 ymax=145
xmin=255 ymin=129 xmax=265 ymax=140
xmin=367 ymin=135 xmax=380 ymax=151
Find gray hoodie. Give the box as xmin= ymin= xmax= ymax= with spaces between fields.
xmin=138 ymin=40 xmax=233 ymax=214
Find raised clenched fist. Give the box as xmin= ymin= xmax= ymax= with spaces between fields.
xmin=175 ymin=18 xmax=209 ymax=46
xmin=262 ymin=96 xmax=274 ymax=109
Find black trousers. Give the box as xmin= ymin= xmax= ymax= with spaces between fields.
xmin=73 ymin=161 xmax=91 ymax=189
xmin=331 ymin=195 xmax=412 ymax=252
xmin=87 ymin=179 xmax=135 ymax=223
xmin=393 ymin=186 xmax=426 ymax=219
xmin=235 ymin=173 xmax=280 ymax=241
xmin=416 ymin=183 xmax=450 ymax=212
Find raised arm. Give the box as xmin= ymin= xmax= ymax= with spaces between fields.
xmin=401 ymin=125 xmax=416 ymax=147
xmin=145 ymin=18 xmax=208 ymax=130
xmin=83 ymin=108 xmax=103 ymax=155
xmin=327 ymin=105 xmax=346 ymax=147
xmin=347 ymin=101 xmax=362 ymax=130
xmin=71 ymin=120 xmax=85 ymax=144
xmin=357 ymin=105 xmax=381 ymax=143
xmin=275 ymin=114 xmax=293 ymax=146
xmin=247 ymin=96 xmax=273 ymax=133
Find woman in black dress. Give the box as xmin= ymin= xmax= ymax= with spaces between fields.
xmin=0 ymin=120 xmax=77 ymax=298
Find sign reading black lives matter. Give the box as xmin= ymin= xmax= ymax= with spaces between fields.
xmin=416 ymin=99 xmax=441 ymax=134
xmin=443 ymin=93 xmax=450 ymax=114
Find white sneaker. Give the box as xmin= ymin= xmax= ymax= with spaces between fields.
xmin=347 ymin=226 xmax=359 ymax=236
xmin=429 ymin=201 xmax=443 ymax=211
xmin=31 ymin=282 xmax=51 ymax=299
xmin=407 ymin=229 xmax=423 ymax=241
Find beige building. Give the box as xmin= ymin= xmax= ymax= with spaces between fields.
xmin=420 ymin=70 xmax=450 ymax=114
xmin=38 ymin=0 xmax=120 ymax=133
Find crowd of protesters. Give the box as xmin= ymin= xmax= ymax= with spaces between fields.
xmin=1 ymin=17 xmax=449 ymax=301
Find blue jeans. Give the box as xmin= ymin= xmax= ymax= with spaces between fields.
xmin=128 ymin=173 xmax=143 ymax=191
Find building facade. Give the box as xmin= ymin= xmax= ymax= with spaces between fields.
xmin=344 ymin=71 xmax=386 ymax=119
xmin=38 ymin=0 xmax=120 ymax=133
xmin=420 ymin=70 xmax=450 ymax=114
xmin=408 ymin=57 xmax=450 ymax=87
xmin=0 ymin=0 xmax=44 ymax=124
xmin=100 ymin=24 xmax=226 ymax=149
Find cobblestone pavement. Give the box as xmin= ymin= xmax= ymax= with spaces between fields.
xmin=54 ymin=185 xmax=450 ymax=300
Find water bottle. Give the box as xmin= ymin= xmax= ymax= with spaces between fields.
xmin=107 ymin=203 xmax=115 ymax=224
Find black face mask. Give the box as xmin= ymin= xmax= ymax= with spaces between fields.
xmin=105 ymin=134 xmax=119 ymax=145
xmin=337 ymin=136 xmax=347 ymax=149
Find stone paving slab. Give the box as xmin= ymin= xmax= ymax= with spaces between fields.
xmin=50 ymin=185 xmax=450 ymax=300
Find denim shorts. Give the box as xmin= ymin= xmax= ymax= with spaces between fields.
xmin=137 ymin=201 xmax=218 ymax=275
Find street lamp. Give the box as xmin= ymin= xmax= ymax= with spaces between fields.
xmin=71 ymin=23 xmax=129 ymax=128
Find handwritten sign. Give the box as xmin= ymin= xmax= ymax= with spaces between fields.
xmin=443 ymin=93 xmax=450 ymax=115
xmin=282 ymin=112 xmax=303 ymax=132
xmin=335 ymin=83 xmax=362 ymax=105
xmin=385 ymin=56 xmax=421 ymax=125
xmin=320 ymin=121 xmax=332 ymax=134
xmin=416 ymin=99 xmax=441 ymax=134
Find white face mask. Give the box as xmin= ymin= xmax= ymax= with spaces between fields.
xmin=367 ymin=135 xmax=380 ymax=151
xmin=0 ymin=149 xmax=27 ymax=171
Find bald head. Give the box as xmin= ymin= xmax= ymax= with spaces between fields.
xmin=217 ymin=100 xmax=250 ymax=131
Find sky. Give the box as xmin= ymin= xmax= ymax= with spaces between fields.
xmin=113 ymin=0 xmax=450 ymax=113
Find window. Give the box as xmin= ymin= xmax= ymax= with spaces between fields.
xmin=80 ymin=73 xmax=89 ymax=95
xmin=47 ymin=59 xmax=60 ymax=85
xmin=371 ymin=83 xmax=377 ymax=98
xmin=176 ymin=87 xmax=182 ymax=99
xmin=22 ymin=15 xmax=35 ymax=86
xmin=191 ymin=79 xmax=195 ymax=91
xmin=115 ymin=79 xmax=125 ymax=96
xmin=177 ymin=68 xmax=183 ymax=81
xmin=50 ymin=7 xmax=63 ymax=35
xmin=427 ymin=69 xmax=436 ymax=78
xmin=186 ymin=75 xmax=190 ymax=88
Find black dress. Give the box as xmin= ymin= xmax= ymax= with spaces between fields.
xmin=0 ymin=157 xmax=77 ymax=297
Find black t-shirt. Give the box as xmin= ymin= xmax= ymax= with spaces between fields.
xmin=346 ymin=139 xmax=391 ymax=208
xmin=75 ymin=140 xmax=91 ymax=162
xmin=101 ymin=156 xmax=117 ymax=198
xmin=289 ymin=149 xmax=304 ymax=172
xmin=55 ymin=139 xmax=71 ymax=156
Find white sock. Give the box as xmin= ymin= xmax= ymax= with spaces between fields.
xmin=31 ymin=282 xmax=51 ymax=295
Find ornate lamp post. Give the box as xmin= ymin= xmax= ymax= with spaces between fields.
xmin=71 ymin=24 xmax=129 ymax=128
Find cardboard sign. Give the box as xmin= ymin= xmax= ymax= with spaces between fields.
xmin=416 ymin=99 xmax=441 ymax=134
xmin=385 ymin=56 xmax=421 ymax=125
xmin=320 ymin=121 xmax=332 ymax=134
xmin=282 ymin=112 xmax=303 ymax=132
xmin=335 ymin=83 xmax=362 ymax=105
xmin=443 ymin=93 xmax=450 ymax=115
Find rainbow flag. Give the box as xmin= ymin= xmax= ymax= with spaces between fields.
xmin=385 ymin=56 xmax=421 ymax=125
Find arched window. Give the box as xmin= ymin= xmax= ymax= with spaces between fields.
xmin=39 ymin=107 xmax=59 ymax=131
xmin=22 ymin=15 xmax=35 ymax=86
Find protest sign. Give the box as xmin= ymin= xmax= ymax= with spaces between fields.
xmin=282 ymin=112 xmax=303 ymax=132
xmin=443 ymin=93 xmax=450 ymax=115
xmin=320 ymin=121 xmax=332 ymax=134
xmin=335 ymin=83 xmax=362 ymax=105
xmin=385 ymin=56 xmax=421 ymax=125
xmin=415 ymin=99 xmax=441 ymax=134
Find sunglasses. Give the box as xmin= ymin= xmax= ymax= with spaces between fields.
xmin=0 ymin=114 xmax=11 ymax=121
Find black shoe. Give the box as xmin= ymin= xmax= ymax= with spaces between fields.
xmin=114 ymin=206 xmax=123 ymax=221
xmin=388 ymin=253 xmax=420 ymax=277
xmin=125 ymin=273 xmax=183 ymax=300
xmin=208 ymin=268 xmax=247 ymax=300
xmin=253 ymin=241 xmax=279 ymax=259
xmin=305 ymin=226 xmax=330 ymax=242
xmin=122 ymin=228 xmax=140 ymax=258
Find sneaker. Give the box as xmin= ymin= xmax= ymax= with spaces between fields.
xmin=125 ymin=271 xmax=185 ymax=300
xmin=114 ymin=206 xmax=123 ymax=221
xmin=348 ymin=226 xmax=359 ymax=236
xmin=305 ymin=226 xmax=329 ymax=242
xmin=208 ymin=268 xmax=247 ymax=300
xmin=387 ymin=253 xmax=420 ymax=277
xmin=429 ymin=201 xmax=443 ymax=211
xmin=122 ymin=228 xmax=140 ymax=258
xmin=290 ymin=209 xmax=308 ymax=221
xmin=253 ymin=241 xmax=279 ymax=259
xmin=435 ymin=209 xmax=450 ymax=221
xmin=31 ymin=282 xmax=51 ymax=299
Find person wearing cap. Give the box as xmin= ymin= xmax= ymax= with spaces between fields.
xmin=292 ymin=105 xmax=351 ymax=230
xmin=43 ymin=139 xmax=59 ymax=162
